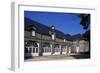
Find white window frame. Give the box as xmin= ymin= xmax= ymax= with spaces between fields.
xmin=32 ymin=30 xmax=35 ymax=36
xmin=64 ymin=39 xmax=66 ymax=42
xmin=52 ymin=34 xmax=55 ymax=40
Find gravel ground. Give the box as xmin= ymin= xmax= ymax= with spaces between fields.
xmin=24 ymin=54 xmax=76 ymax=62
xmin=24 ymin=53 xmax=90 ymax=62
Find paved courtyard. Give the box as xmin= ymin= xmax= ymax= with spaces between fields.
xmin=25 ymin=55 xmax=74 ymax=62
xmin=24 ymin=53 xmax=90 ymax=62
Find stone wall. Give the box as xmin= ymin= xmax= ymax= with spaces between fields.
xmin=25 ymin=30 xmax=89 ymax=53
xmin=79 ymin=40 xmax=89 ymax=53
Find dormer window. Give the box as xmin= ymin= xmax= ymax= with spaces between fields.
xmin=32 ymin=30 xmax=35 ymax=36
xmin=64 ymin=39 xmax=66 ymax=42
xmin=31 ymin=26 xmax=36 ymax=37
xmin=52 ymin=34 xmax=55 ymax=40
xmin=49 ymin=25 xmax=56 ymax=40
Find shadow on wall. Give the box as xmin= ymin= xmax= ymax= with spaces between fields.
xmin=71 ymin=52 xmax=90 ymax=59
xmin=24 ymin=53 xmax=33 ymax=60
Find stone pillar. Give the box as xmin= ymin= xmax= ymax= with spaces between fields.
xmin=38 ymin=42 xmax=43 ymax=56
xmin=68 ymin=47 xmax=71 ymax=54
xmin=59 ymin=45 xmax=62 ymax=55
xmin=50 ymin=44 xmax=53 ymax=55
xmin=35 ymin=47 xmax=36 ymax=53
xmin=44 ymin=47 xmax=45 ymax=53
xmin=66 ymin=46 xmax=67 ymax=54
xmin=31 ymin=46 xmax=33 ymax=56
xmin=31 ymin=46 xmax=33 ymax=53
xmin=76 ymin=46 xmax=79 ymax=53
xmin=37 ymin=43 xmax=39 ymax=53
xmin=27 ymin=47 xmax=30 ymax=53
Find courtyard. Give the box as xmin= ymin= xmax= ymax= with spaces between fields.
xmin=25 ymin=53 xmax=90 ymax=62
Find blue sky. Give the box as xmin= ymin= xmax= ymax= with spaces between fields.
xmin=24 ymin=11 xmax=84 ymax=35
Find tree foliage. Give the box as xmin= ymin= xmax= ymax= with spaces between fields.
xmin=78 ymin=14 xmax=90 ymax=41
xmin=78 ymin=14 xmax=90 ymax=29
xmin=83 ymin=30 xmax=90 ymax=42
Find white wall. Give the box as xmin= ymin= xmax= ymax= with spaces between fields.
xmin=0 ymin=0 xmax=100 ymax=73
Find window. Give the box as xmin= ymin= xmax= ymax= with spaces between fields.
xmin=64 ymin=39 xmax=66 ymax=42
xmin=32 ymin=30 xmax=35 ymax=36
xmin=52 ymin=34 xmax=55 ymax=40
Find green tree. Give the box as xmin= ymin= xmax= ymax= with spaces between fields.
xmin=78 ymin=14 xmax=90 ymax=29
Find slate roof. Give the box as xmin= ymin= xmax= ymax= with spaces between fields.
xmin=72 ymin=34 xmax=86 ymax=41
xmin=25 ymin=17 xmax=85 ymax=41
xmin=25 ymin=17 xmax=50 ymax=36
xmin=64 ymin=34 xmax=73 ymax=41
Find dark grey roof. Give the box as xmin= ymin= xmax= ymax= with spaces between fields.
xmin=64 ymin=34 xmax=73 ymax=41
xmin=25 ymin=17 xmax=65 ymax=39
xmin=25 ymin=17 xmax=86 ymax=41
xmin=25 ymin=17 xmax=50 ymax=36
xmin=72 ymin=34 xmax=86 ymax=41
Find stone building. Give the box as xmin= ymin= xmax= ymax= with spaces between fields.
xmin=24 ymin=17 xmax=89 ymax=59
